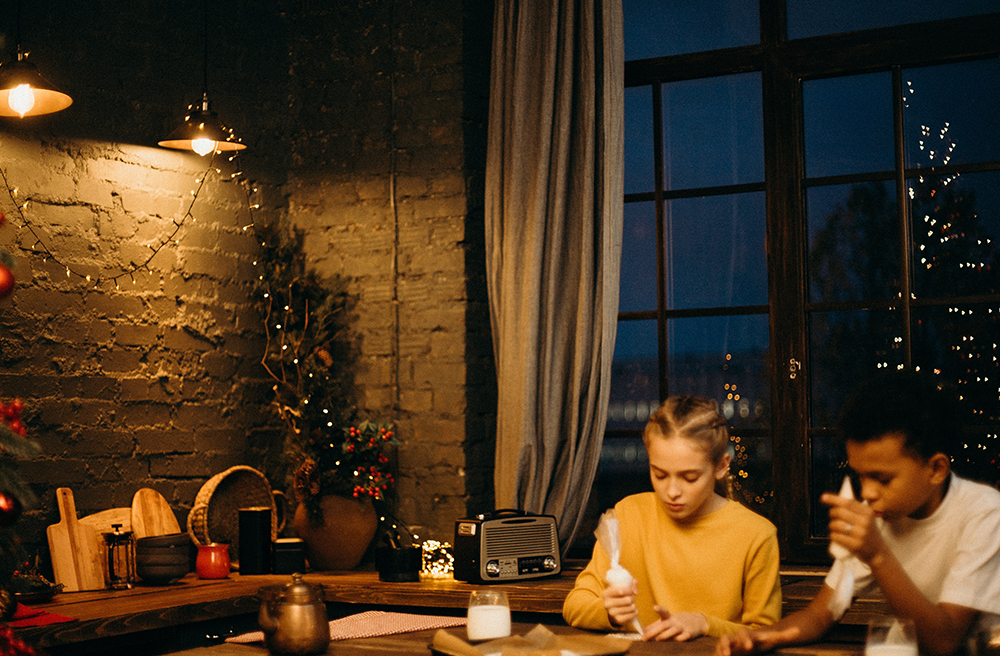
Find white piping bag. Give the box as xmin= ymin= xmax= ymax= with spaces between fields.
xmin=826 ymin=476 xmax=856 ymax=620
xmin=595 ymin=510 xmax=644 ymax=634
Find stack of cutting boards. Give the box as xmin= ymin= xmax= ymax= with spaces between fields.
xmin=46 ymin=487 xmax=182 ymax=592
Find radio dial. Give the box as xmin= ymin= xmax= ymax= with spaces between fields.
xmin=543 ymin=556 xmax=558 ymax=571
xmin=485 ymin=560 xmax=501 ymax=575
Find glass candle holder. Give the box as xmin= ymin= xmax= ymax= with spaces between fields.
xmin=466 ymin=588 xmax=511 ymax=642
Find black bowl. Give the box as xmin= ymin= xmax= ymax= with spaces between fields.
xmin=136 ymin=533 xmax=191 ymax=549
xmin=135 ymin=553 xmax=190 ymax=566
xmin=135 ymin=544 xmax=191 ymax=556
xmin=136 ymin=562 xmax=189 ymax=585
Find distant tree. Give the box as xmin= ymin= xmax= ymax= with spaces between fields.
xmin=808 ymin=180 xmax=901 ymax=427
xmin=808 ymin=144 xmax=1000 ymax=485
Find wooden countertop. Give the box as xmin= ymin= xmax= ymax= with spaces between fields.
xmin=15 ymin=568 xmax=885 ymax=651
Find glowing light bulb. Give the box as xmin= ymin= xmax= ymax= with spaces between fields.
xmin=191 ymin=138 xmax=216 ymax=156
xmin=8 ymin=84 xmax=34 ymax=117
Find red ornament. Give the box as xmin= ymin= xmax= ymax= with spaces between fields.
xmin=0 ymin=491 xmax=22 ymax=527
xmin=0 ymin=264 xmax=14 ymax=301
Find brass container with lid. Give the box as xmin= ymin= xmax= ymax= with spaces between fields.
xmin=257 ymin=573 xmax=329 ymax=655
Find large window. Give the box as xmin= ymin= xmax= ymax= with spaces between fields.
xmin=592 ymin=2 xmax=1000 ymax=562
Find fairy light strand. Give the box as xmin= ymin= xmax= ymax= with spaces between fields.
xmin=0 ymin=147 xmax=262 ymax=289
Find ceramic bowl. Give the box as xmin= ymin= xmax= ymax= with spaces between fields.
xmin=136 ymin=532 xmax=191 ymax=549
xmin=135 ymin=552 xmax=190 ymax=566
xmin=136 ymin=561 xmax=189 ymax=585
xmin=135 ymin=546 xmax=190 ymax=558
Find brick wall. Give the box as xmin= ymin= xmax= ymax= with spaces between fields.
xmin=0 ymin=0 xmax=494 ymax=570
xmin=283 ymin=0 xmax=496 ymax=540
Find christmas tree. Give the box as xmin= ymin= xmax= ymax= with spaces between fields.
xmin=0 ymin=399 xmax=44 ymax=656
xmin=0 ymin=400 xmax=40 ymax=594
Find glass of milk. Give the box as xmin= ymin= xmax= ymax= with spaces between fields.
xmin=866 ymin=617 xmax=917 ymax=656
xmin=466 ymin=588 xmax=511 ymax=642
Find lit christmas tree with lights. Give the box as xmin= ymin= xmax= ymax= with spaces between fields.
xmin=0 ymin=399 xmax=43 ymax=618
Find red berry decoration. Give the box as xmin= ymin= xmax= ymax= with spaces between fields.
xmin=0 ymin=490 xmax=22 ymax=527
xmin=0 ymin=263 xmax=14 ymax=301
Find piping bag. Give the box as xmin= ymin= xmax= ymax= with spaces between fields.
xmin=826 ymin=476 xmax=857 ymax=620
xmin=595 ymin=510 xmax=645 ymax=635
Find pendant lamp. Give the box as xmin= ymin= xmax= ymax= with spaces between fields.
xmin=158 ymin=0 xmax=245 ymax=155
xmin=158 ymin=92 xmax=246 ymax=155
xmin=0 ymin=2 xmax=72 ymax=118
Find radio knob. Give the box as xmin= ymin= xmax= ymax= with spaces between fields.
xmin=543 ymin=556 xmax=557 ymax=571
xmin=486 ymin=560 xmax=501 ymax=575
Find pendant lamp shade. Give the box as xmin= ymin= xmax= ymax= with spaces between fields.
xmin=158 ymin=93 xmax=246 ymax=155
xmin=0 ymin=51 xmax=72 ymax=118
xmin=158 ymin=0 xmax=246 ymax=155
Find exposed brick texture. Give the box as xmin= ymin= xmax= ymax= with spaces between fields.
xmin=0 ymin=0 xmax=496 ymax=573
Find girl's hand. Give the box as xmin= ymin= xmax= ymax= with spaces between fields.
xmin=820 ymin=493 xmax=886 ymax=564
xmin=643 ymin=606 xmax=708 ymax=641
xmin=602 ymin=580 xmax=639 ymax=628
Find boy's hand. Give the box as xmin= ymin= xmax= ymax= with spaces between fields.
xmin=642 ymin=606 xmax=708 ymax=641
xmin=715 ymin=626 xmax=804 ymax=656
xmin=602 ymin=580 xmax=638 ymax=628
xmin=820 ymin=493 xmax=886 ymax=564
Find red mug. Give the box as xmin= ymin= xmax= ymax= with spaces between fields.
xmin=196 ymin=543 xmax=231 ymax=579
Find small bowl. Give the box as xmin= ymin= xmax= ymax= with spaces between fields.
xmin=135 ymin=553 xmax=190 ymax=566
xmin=135 ymin=544 xmax=191 ymax=556
xmin=136 ymin=532 xmax=191 ymax=549
xmin=136 ymin=561 xmax=189 ymax=585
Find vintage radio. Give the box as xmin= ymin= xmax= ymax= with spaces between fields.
xmin=453 ymin=510 xmax=561 ymax=583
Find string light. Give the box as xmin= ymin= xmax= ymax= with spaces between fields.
xmin=0 ymin=147 xmax=262 ymax=290
xmin=420 ymin=540 xmax=454 ymax=579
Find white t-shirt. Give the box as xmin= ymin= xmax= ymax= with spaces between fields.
xmin=826 ymin=474 xmax=1000 ymax=635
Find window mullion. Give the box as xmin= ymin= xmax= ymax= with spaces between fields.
xmin=652 ymin=82 xmax=668 ymax=400
xmin=763 ymin=55 xmax=816 ymax=562
xmin=892 ymin=66 xmax=913 ymax=369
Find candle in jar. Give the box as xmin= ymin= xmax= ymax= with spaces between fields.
xmin=466 ymin=603 xmax=511 ymax=641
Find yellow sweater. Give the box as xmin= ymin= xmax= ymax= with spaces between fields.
xmin=562 ymin=493 xmax=782 ymax=636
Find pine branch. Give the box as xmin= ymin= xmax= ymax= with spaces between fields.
xmin=0 ymin=425 xmax=39 ymax=460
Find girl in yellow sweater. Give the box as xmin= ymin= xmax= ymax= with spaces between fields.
xmin=563 ymin=396 xmax=781 ymax=641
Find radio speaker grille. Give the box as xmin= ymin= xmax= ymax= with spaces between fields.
xmin=483 ymin=522 xmax=557 ymax=558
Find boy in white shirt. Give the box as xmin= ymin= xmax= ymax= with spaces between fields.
xmin=716 ymin=370 xmax=1000 ymax=656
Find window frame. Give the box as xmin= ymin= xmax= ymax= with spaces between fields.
xmin=620 ymin=7 xmax=1000 ymax=562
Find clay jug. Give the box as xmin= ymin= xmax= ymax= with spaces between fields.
xmin=293 ymin=495 xmax=377 ymax=571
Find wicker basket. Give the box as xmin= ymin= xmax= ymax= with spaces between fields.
xmin=187 ymin=466 xmax=282 ymax=564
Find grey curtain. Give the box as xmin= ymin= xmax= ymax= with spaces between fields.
xmin=484 ymin=0 xmax=624 ymax=552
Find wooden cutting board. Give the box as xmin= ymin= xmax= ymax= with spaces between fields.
xmin=46 ymin=488 xmax=105 ymax=592
xmin=131 ymin=488 xmax=181 ymax=538
xmin=80 ymin=507 xmax=132 ymax=533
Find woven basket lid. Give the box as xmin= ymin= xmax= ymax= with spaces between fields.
xmin=188 ymin=466 xmax=277 ymax=564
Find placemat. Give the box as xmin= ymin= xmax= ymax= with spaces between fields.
xmin=9 ymin=604 xmax=77 ymax=627
xmin=225 ymin=610 xmax=466 ymax=643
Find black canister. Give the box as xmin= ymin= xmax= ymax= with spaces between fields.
xmin=238 ymin=506 xmax=272 ymax=574
xmin=375 ymin=545 xmax=421 ymax=582
xmin=272 ymin=538 xmax=306 ymax=574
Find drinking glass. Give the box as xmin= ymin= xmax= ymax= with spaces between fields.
xmin=466 ymin=588 xmax=511 ymax=641
xmin=866 ymin=617 xmax=917 ymax=656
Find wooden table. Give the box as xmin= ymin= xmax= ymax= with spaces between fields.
xmin=14 ymin=569 xmax=880 ymax=654
xmin=160 ymin=623 xmax=864 ymax=656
